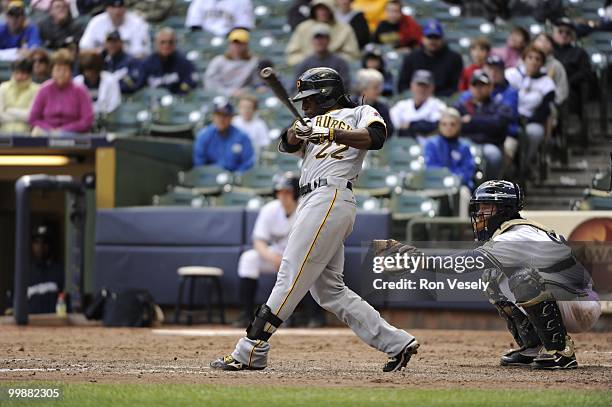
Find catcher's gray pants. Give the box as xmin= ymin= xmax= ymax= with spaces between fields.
xmin=232 ymin=185 xmax=414 ymax=369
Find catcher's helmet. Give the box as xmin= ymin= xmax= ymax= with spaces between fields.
xmin=274 ymin=172 xmax=300 ymax=201
xmin=469 ymin=180 xmax=523 ymax=241
xmin=292 ymin=67 xmax=355 ymax=110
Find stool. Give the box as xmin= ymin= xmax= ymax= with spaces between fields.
xmin=174 ymin=266 xmax=226 ymax=325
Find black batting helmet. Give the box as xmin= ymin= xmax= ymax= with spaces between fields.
xmin=292 ymin=67 xmax=355 ymax=110
xmin=469 ymin=180 xmax=523 ymax=241
xmin=274 ymin=172 xmax=300 ymax=201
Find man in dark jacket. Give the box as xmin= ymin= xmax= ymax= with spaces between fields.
xmin=397 ymin=19 xmax=463 ymax=96
xmin=101 ymin=30 xmax=140 ymax=93
xmin=454 ymin=71 xmax=511 ymax=180
xmin=38 ymin=0 xmax=84 ymax=50
xmin=131 ymin=27 xmax=198 ymax=95
xmin=552 ymin=17 xmax=596 ymax=112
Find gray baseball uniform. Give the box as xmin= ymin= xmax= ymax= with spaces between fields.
xmin=231 ymin=105 xmax=414 ymax=369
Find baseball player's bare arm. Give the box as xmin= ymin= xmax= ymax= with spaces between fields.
xmin=253 ymin=239 xmax=282 ymax=269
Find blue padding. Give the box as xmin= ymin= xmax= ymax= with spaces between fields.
xmin=95 ymin=207 xmax=245 ymax=246
xmin=94 ymin=245 xmax=242 ymax=305
xmin=345 ymin=211 xmax=391 ymax=247
xmin=244 ymin=210 xmax=259 ymax=245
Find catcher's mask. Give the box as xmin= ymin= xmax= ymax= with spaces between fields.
xmin=469 ymin=180 xmax=523 ymax=241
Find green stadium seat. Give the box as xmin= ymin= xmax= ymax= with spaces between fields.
xmin=275 ymin=153 xmax=301 ymax=172
xmin=354 ymin=193 xmax=384 ymax=211
xmin=214 ymin=190 xmax=265 ymax=208
xmin=405 ymin=167 xmax=461 ymax=191
xmin=153 ymin=187 xmax=209 ymax=207
xmin=233 ymin=166 xmax=279 ymax=195
xmin=353 ymin=168 xmax=401 ymax=197
xmin=104 ymin=102 xmax=150 ymax=135
xmin=581 ymin=195 xmax=612 ymax=210
xmin=178 ymin=165 xmax=233 ymax=195
xmin=389 ymin=191 xmax=439 ymax=221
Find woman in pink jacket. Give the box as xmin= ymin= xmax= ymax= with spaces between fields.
xmin=29 ymin=49 xmax=93 ymax=135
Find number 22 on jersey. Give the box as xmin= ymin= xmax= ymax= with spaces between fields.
xmin=314 ymin=141 xmax=349 ymax=160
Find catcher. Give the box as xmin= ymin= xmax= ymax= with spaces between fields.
xmin=377 ymin=180 xmax=601 ymax=369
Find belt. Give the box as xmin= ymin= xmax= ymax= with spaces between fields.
xmin=299 ymin=177 xmax=353 ymax=197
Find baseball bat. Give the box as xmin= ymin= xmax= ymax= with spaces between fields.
xmin=260 ymin=67 xmax=307 ymax=125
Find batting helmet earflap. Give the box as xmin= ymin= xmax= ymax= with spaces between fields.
xmin=274 ymin=172 xmax=300 ymax=201
xmin=292 ymin=67 xmax=355 ymax=110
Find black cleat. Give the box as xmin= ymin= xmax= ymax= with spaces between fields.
xmin=532 ymin=337 xmax=578 ymax=370
xmin=500 ymin=346 xmax=540 ymax=367
xmin=209 ymin=355 xmax=265 ymax=371
xmin=383 ymin=339 xmax=419 ymax=372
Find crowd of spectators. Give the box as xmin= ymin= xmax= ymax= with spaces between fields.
xmin=0 ymin=0 xmax=604 ymax=186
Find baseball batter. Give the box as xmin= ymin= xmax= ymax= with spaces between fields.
xmin=211 ymin=67 xmax=419 ymax=372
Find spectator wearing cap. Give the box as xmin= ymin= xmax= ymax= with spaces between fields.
xmin=232 ymin=93 xmax=270 ymax=157
xmin=186 ymin=0 xmax=254 ymax=36
xmin=0 ymin=1 xmax=42 ymax=61
xmin=101 ymin=30 xmax=140 ymax=93
xmin=204 ymin=28 xmax=259 ymax=97
xmin=459 ymin=37 xmax=490 ymax=92
xmin=454 ymin=70 xmax=512 ymax=180
xmin=130 ymin=27 xmax=197 ymax=95
xmin=193 ymin=100 xmax=255 ymax=173
xmin=490 ymin=26 xmax=529 ymax=69
xmin=38 ymin=0 xmax=84 ymax=51
xmin=373 ymin=0 xmax=422 ymax=51
xmin=0 ymin=58 xmax=39 ymax=133
xmin=28 ymin=224 xmax=64 ymax=314
xmin=480 ymin=55 xmax=520 ymax=161
xmin=423 ymin=107 xmax=475 ymax=218
xmin=354 ymin=68 xmax=393 ymax=137
xmin=29 ymin=49 xmax=94 ymax=135
xmin=74 ymin=50 xmax=121 ymax=115
xmin=79 ymin=0 xmax=151 ymax=58
xmin=505 ymin=45 xmax=555 ymax=167
xmin=294 ymin=24 xmax=351 ymax=90
xmin=286 ymin=0 xmax=360 ymax=66
xmin=552 ymin=17 xmax=596 ymax=113
xmin=397 ymin=20 xmax=463 ymax=97
xmin=29 ymin=49 xmax=51 ymax=83
xmin=335 ymin=0 xmax=370 ymax=50
xmin=390 ymin=69 xmax=446 ymax=138
xmin=362 ymin=44 xmax=394 ymax=96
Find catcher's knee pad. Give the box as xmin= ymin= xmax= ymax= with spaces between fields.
xmin=493 ymin=300 xmax=541 ymax=349
xmin=246 ymin=304 xmax=283 ymax=342
xmin=509 ymin=267 xmax=567 ymax=351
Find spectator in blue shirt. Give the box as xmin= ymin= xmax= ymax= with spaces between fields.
xmin=481 ymin=55 xmax=520 ymax=163
xmin=454 ymin=70 xmax=511 ymax=180
xmin=0 ymin=1 xmax=42 ymax=61
xmin=193 ymin=99 xmax=255 ymax=173
xmin=424 ymin=107 xmax=475 ymax=218
xmin=131 ymin=27 xmax=198 ymax=95
xmin=101 ymin=30 xmax=140 ymax=94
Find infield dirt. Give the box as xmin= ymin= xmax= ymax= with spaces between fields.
xmin=1 ymin=326 xmax=611 ymax=389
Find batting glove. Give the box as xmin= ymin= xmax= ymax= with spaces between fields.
xmin=293 ymin=118 xmax=335 ymax=144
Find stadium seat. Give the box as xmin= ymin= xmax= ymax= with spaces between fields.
xmin=389 ymin=191 xmax=439 ymax=221
xmin=214 ymin=190 xmax=265 ymax=208
xmin=275 ymin=153 xmax=301 ymax=173
xmin=178 ymin=165 xmax=233 ymax=195
xmin=233 ymin=166 xmax=279 ymax=195
xmin=104 ymin=102 xmax=150 ymax=135
xmin=353 ymin=168 xmax=401 ymax=197
xmin=405 ymin=167 xmax=461 ymax=192
xmin=354 ymin=193 xmax=385 ymax=211
xmin=152 ymin=187 xmax=208 ymax=207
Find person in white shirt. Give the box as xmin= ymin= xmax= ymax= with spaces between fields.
xmin=232 ymin=93 xmax=270 ymax=157
xmin=79 ymin=0 xmax=151 ymax=58
xmin=390 ymin=69 xmax=446 ymax=139
xmin=73 ymin=50 xmax=121 ymax=115
xmin=234 ymin=174 xmax=299 ymax=327
xmin=185 ymin=0 xmax=254 ymax=37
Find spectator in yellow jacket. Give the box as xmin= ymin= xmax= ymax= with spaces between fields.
xmin=0 ymin=58 xmax=39 ymax=133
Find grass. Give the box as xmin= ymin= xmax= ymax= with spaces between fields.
xmin=0 ymin=382 xmax=610 ymax=407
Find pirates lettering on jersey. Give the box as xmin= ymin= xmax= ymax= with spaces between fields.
xmin=314 ymin=115 xmax=353 ymax=131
